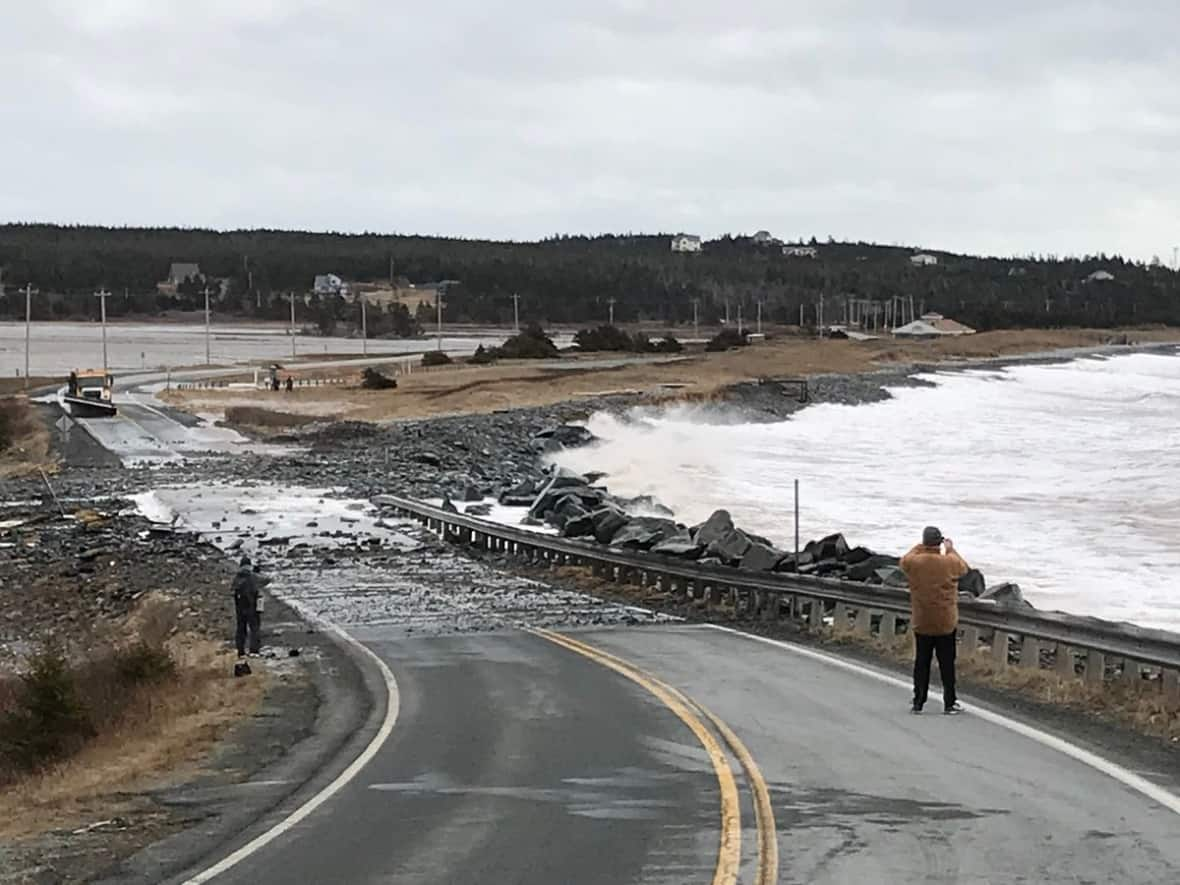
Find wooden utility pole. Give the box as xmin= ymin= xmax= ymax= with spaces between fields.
xmin=22 ymin=283 xmax=38 ymax=388
xmin=203 ymin=284 xmax=214 ymax=365
xmin=289 ymin=291 xmax=297 ymax=358
xmin=607 ymin=297 xmax=616 ymax=326
xmin=94 ymin=288 xmax=112 ymax=372
xmin=512 ymin=293 xmax=520 ymax=332
xmin=691 ymin=298 xmax=699 ymax=340
xmin=756 ymin=299 xmax=763 ymax=334
xmin=360 ymin=297 xmax=368 ymax=355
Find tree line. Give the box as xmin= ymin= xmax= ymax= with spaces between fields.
xmin=1 ymin=224 xmax=1176 ymax=333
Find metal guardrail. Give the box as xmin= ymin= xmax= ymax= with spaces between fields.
xmin=374 ymin=494 xmax=1180 ymax=700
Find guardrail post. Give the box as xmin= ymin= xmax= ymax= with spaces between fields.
xmin=762 ymin=592 xmax=779 ymax=622
xmin=833 ymin=602 xmax=849 ymax=631
xmin=1122 ymin=659 xmax=1140 ymax=686
xmin=992 ymin=631 xmax=1010 ymax=667
xmin=879 ymin=612 xmax=897 ymax=638
xmin=960 ymin=625 xmax=979 ymax=656
xmin=1055 ymin=644 xmax=1076 ymax=678
xmin=1084 ymin=651 xmax=1105 ymax=685
xmin=1163 ymin=669 xmax=1180 ymax=707
xmin=854 ymin=606 xmax=871 ymax=635
xmin=708 ymin=584 xmax=723 ymax=608
xmin=807 ymin=597 xmax=823 ymax=630
xmin=1020 ymin=636 xmax=1040 ymax=670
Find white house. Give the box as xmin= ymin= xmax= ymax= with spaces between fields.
xmin=892 ymin=312 xmax=975 ymax=338
xmin=1085 ymin=270 xmax=1115 ymax=283
xmin=671 ymin=234 xmax=702 ymax=253
xmin=782 ymin=245 xmax=818 ymax=258
xmin=313 ymin=273 xmax=349 ymax=296
xmin=910 ymin=253 xmax=939 ymax=267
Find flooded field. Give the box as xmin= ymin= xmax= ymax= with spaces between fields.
xmin=0 ymin=321 xmax=508 ymax=375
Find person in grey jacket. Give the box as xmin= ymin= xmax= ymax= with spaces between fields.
xmin=232 ymin=555 xmax=265 ymax=656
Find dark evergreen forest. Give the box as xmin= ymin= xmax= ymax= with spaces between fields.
xmin=1 ymin=224 xmax=1175 ymax=333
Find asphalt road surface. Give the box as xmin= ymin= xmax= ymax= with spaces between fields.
xmin=183 ymin=623 xmax=1180 ymax=885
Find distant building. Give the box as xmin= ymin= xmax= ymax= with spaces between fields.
xmin=156 ymin=261 xmax=203 ymax=296
xmin=1007 ymin=266 xmax=1028 ymax=277
xmin=892 ymin=312 xmax=975 ymax=338
xmin=751 ymin=230 xmax=779 ymax=245
xmin=671 ymin=234 xmax=702 ymax=253
xmin=782 ymin=245 xmax=818 ymax=258
xmin=313 ymin=273 xmax=349 ymax=296
xmin=1085 ymin=270 xmax=1115 ymax=283
xmin=910 ymin=253 xmax=939 ymax=267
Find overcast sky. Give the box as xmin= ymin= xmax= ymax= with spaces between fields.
xmin=3 ymin=1 xmax=1178 ymax=261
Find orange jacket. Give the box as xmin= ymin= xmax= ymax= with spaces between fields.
xmin=900 ymin=544 xmax=969 ymax=635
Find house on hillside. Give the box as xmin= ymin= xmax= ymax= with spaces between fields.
xmin=910 ymin=253 xmax=939 ymax=267
xmin=1085 ymin=270 xmax=1115 ymax=283
xmin=782 ymin=244 xmax=818 ymax=258
xmin=313 ymin=273 xmax=349 ymax=296
xmin=752 ymin=230 xmax=780 ymax=245
xmin=671 ymin=234 xmax=702 ymax=253
xmin=892 ymin=312 xmax=975 ymax=338
xmin=156 ymin=261 xmax=202 ymax=296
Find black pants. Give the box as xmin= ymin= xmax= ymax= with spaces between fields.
xmin=913 ymin=631 xmax=957 ymax=709
xmin=236 ymin=609 xmax=261 ymax=656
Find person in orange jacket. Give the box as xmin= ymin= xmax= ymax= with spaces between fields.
xmin=900 ymin=526 xmax=969 ymax=715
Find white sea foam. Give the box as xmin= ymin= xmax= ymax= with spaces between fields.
xmin=550 ymin=351 xmax=1180 ymax=630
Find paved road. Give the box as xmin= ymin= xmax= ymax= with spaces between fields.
xmin=181 ymin=623 xmax=1180 ymax=884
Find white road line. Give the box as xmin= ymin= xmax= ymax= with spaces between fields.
xmin=181 ymin=601 xmax=400 ymax=884
xmin=703 ymin=624 xmax=1180 ymax=816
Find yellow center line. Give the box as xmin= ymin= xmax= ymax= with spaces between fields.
xmin=534 ymin=628 xmax=779 ymax=885
xmin=527 ymin=627 xmax=742 ymax=885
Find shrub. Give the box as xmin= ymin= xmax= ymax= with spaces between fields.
xmin=469 ymin=344 xmax=497 ymax=365
xmin=421 ymin=350 xmax=453 ymax=367
xmin=361 ymin=367 xmax=398 ymax=389
xmin=0 ymin=646 xmax=94 ymax=773
xmin=704 ymin=328 xmax=750 ymax=352
xmin=113 ymin=642 xmax=177 ymax=684
xmin=496 ymin=324 xmax=559 ymax=359
xmin=0 ymin=397 xmax=36 ymax=453
xmin=574 ymin=325 xmax=635 ymax=352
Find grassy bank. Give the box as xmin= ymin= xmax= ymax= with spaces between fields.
xmin=160 ymin=327 xmax=1179 ymax=424
xmin=0 ymin=596 xmax=266 ymax=837
xmin=0 ymin=396 xmax=53 ymax=479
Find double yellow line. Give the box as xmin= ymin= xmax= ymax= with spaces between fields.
xmin=528 ymin=627 xmax=779 ymax=885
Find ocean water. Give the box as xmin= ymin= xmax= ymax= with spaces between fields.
xmin=550 ymin=350 xmax=1180 ymax=631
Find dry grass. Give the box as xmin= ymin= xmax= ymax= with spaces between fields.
xmin=159 ymin=327 xmax=1180 ymax=424
xmin=0 ymin=595 xmax=268 ymax=839
xmin=0 ymin=396 xmax=54 ymax=479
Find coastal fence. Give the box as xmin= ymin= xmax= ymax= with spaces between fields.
xmin=374 ymin=494 xmax=1180 ymax=707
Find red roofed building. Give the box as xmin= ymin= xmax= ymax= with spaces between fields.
xmin=892 ymin=312 xmax=976 ymax=338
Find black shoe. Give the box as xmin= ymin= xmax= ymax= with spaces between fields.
xmin=910 ymin=703 xmax=923 ymax=714
xmin=944 ymin=702 xmax=964 ymax=715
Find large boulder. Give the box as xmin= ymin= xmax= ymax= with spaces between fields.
xmin=958 ymin=568 xmax=987 ymax=597
xmin=544 ymin=494 xmax=589 ymax=531
xmin=498 ymin=479 xmax=538 ymax=507
xmin=706 ymin=528 xmax=752 ymax=565
xmin=460 ymin=483 xmax=483 ymax=502
xmin=532 ymin=425 xmax=596 ymax=449
xmin=873 ymin=565 xmax=909 ymax=587
xmin=846 ymin=554 xmax=900 ymax=582
xmin=561 ymin=512 xmax=598 ymax=538
xmin=610 ymin=517 xmax=679 ymax=550
xmin=978 ymin=582 xmax=1033 ymax=610
xmin=465 ymin=503 xmax=492 ymax=516
xmin=591 ymin=507 xmax=629 ymax=544
xmin=651 ymin=531 xmax=705 ymax=559
xmin=843 ymin=546 xmax=875 ymax=565
xmin=693 ymin=510 xmax=735 ymax=547
xmin=616 ymin=494 xmax=674 ymax=517
xmin=773 ymin=553 xmax=798 ymax=573
xmin=805 ymin=533 xmax=849 ymax=561
xmin=740 ymin=542 xmax=783 ymax=572
xmin=441 ymin=497 xmax=459 ymax=514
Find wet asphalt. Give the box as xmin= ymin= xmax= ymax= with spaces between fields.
xmin=178 ymin=623 xmax=1180 ymax=885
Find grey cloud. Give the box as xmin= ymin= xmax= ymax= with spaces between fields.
xmin=2 ymin=1 xmax=1178 ymax=260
